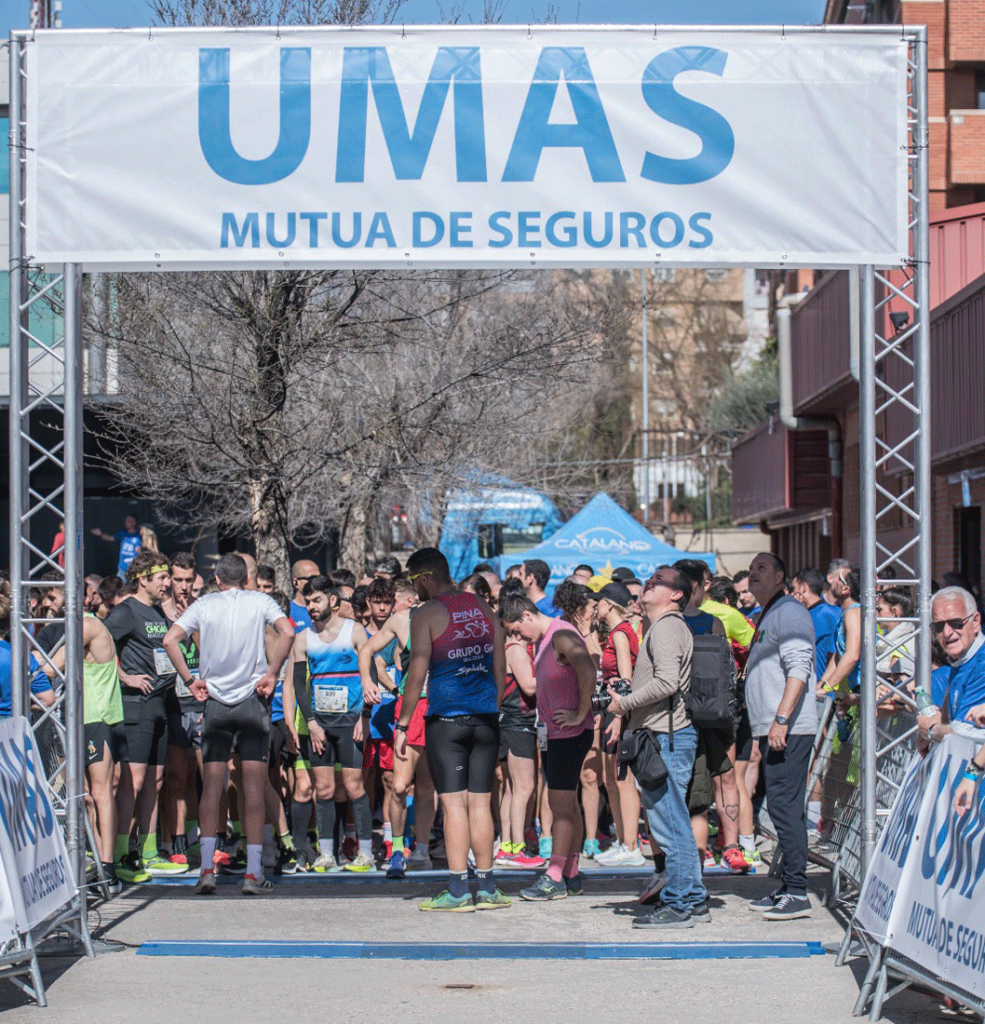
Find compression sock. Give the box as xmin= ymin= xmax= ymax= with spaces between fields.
xmin=316 ymin=799 xmax=337 ymax=851
xmin=475 ymin=868 xmax=496 ymax=894
xmin=352 ymin=793 xmax=373 ymax=843
xmin=739 ymin=834 xmax=756 ymax=853
xmin=447 ymin=871 xmax=469 ymax=898
xmin=173 ymin=834 xmax=188 ymax=856
xmin=246 ymin=844 xmax=262 ymax=878
xmin=546 ymin=854 xmax=565 ymax=884
xmin=291 ymin=800 xmax=312 ymax=853
xmin=383 ymin=822 xmax=392 ymax=844
xmin=562 ymin=853 xmax=580 ymax=878
xmin=392 ymin=836 xmax=405 ymax=854
xmin=140 ymin=832 xmax=159 ymax=861
xmin=199 ymin=836 xmax=217 ymax=871
xmin=114 ymin=834 xmax=129 ymax=862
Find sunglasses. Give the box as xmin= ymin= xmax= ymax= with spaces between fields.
xmin=407 ymin=571 xmax=431 ymax=583
xmin=643 ymin=578 xmax=675 ymax=592
xmin=930 ymin=613 xmax=975 ymax=635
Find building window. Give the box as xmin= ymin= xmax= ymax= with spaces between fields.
xmin=705 ymin=269 xmax=728 ymax=282
xmin=977 ymin=71 xmax=985 ymax=111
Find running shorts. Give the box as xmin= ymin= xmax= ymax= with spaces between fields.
xmin=498 ymin=727 xmax=536 ymax=762
xmin=363 ymin=737 xmax=395 ymax=773
xmin=544 ymin=729 xmax=594 ymax=791
xmin=122 ymin=692 xmax=168 ymax=766
xmin=84 ymin=721 xmax=127 ymax=765
xmin=700 ymin=725 xmax=735 ymax=779
xmin=425 ymin=713 xmax=499 ymax=795
xmin=394 ymin=695 xmax=428 ymax=748
xmin=309 ymin=717 xmax=362 ymax=771
xmin=734 ymin=707 xmax=754 ymax=763
xmin=167 ymin=709 xmax=204 ymax=752
xmin=202 ymin=692 xmax=270 ymax=764
xmin=268 ymin=719 xmax=289 ymax=766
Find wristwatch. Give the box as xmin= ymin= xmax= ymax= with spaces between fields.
xmin=395 ymin=723 xmax=409 ymax=733
xmin=774 ymin=715 xmax=789 ymax=726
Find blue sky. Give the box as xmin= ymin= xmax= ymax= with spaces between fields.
xmin=1 ymin=0 xmax=828 ymax=36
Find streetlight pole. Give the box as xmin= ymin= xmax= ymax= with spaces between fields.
xmin=640 ymin=269 xmax=649 ymax=526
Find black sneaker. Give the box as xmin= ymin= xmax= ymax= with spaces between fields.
xmin=763 ymin=893 xmax=812 ymax=920
xmin=220 ymin=851 xmax=247 ymax=875
xmin=690 ymin=901 xmax=712 ymax=924
xmin=275 ymin=847 xmax=298 ymax=876
xmin=749 ymin=889 xmax=784 ymax=911
xmin=564 ymin=872 xmax=584 ymax=896
xmin=632 ymin=904 xmax=694 ymax=929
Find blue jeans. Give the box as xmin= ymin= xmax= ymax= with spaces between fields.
xmin=637 ymin=724 xmax=706 ymax=913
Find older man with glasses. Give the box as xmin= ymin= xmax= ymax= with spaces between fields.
xmin=921 ymin=586 xmax=985 ymax=752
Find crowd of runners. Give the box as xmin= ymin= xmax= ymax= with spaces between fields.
xmin=3 ymin=517 xmax=985 ymax=926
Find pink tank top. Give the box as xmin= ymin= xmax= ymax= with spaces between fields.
xmin=533 ymin=618 xmax=594 ymax=741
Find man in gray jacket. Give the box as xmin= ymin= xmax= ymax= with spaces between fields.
xmin=745 ymin=552 xmax=817 ymax=920
xmin=608 ymin=564 xmax=706 ymax=929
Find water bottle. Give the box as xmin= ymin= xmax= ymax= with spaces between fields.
xmin=914 ymin=686 xmax=938 ymax=717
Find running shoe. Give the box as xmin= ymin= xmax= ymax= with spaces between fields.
xmin=603 ymin=846 xmax=646 ymax=867
xmin=386 ymin=851 xmax=406 ymax=879
xmin=115 ymin=852 xmax=151 ymax=884
xmin=638 ymin=870 xmax=667 ymax=905
xmin=721 ymin=845 xmax=751 ymax=874
xmin=104 ymin=875 xmax=123 ymax=897
xmin=419 ymin=890 xmax=475 ymax=912
xmin=382 ymin=839 xmax=393 ymax=863
xmin=632 ymin=905 xmax=694 ymax=929
xmin=690 ymin=901 xmax=712 ymax=924
xmin=512 ymin=851 xmax=547 ymax=869
xmin=582 ymin=838 xmax=601 ymax=859
xmin=143 ymin=853 xmax=190 ymax=876
xmin=564 ymin=873 xmax=584 ymax=896
xmin=313 ymin=852 xmax=338 ymax=873
xmin=219 ymin=851 xmax=247 ymax=876
xmin=275 ymin=847 xmax=298 ymax=876
xmin=537 ymin=836 xmax=553 ymax=859
xmin=213 ymin=848 xmax=233 ymax=870
xmin=168 ymin=852 xmax=189 ymax=867
xmin=242 ymin=873 xmax=274 ymax=895
xmin=193 ymin=869 xmax=216 ymax=895
xmin=594 ymin=843 xmax=626 ymax=865
xmin=519 ymin=874 xmax=567 ymax=901
xmin=495 ymin=847 xmax=516 ymax=867
xmin=749 ymin=889 xmax=784 ymax=911
xmin=702 ymin=849 xmax=717 ymax=870
xmin=345 ymin=852 xmax=375 ymax=872
xmin=474 ymin=888 xmax=512 ymax=910
xmin=742 ymin=848 xmax=763 ymax=867
xmin=406 ymin=848 xmax=432 ymax=871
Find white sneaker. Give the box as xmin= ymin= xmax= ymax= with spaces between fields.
xmin=312 ymin=852 xmax=338 ymax=873
xmin=344 ymin=851 xmax=375 ymax=872
xmin=595 ymin=843 xmax=627 ymax=865
xmin=606 ymin=846 xmax=646 ymax=867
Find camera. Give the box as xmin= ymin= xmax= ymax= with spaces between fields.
xmin=591 ymin=678 xmax=632 ymax=714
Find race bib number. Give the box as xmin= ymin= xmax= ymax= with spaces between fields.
xmin=314 ymin=682 xmax=348 ymax=714
xmin=536 ymin=718 xmax=548 ymax=752
xmin=154 ymin=648 xmax=176 ymax=676
xmin=174 ymin=673 xmax=198 ymax=698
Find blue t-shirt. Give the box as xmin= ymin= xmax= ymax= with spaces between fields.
xmin=934 ymin=640 xmax=985 ymax=723
xmin=115 ymin=530 xmax=142 ymax=577
xmin=536 ymin=595 xmax=561 ymax=618
xmin=290 ymin=600 xmax=313 ymax=633
xmin=0 ymin=641 xmax=53 ymax=717
xmin=809 ymin=601 xmax=842 ymax=683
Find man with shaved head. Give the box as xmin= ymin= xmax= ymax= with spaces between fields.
xmin=240 ymin=553 xmax=259 ymax=591
xmin=291 ymin=560 xmax=320 ymax=633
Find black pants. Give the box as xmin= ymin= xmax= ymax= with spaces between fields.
xmin=759 ymin=733 xmax=813 ymax=896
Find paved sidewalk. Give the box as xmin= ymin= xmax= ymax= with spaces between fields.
xmin=0 ymin=871 xmax=946 ymax=1023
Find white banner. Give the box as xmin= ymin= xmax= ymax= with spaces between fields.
xmin=855 ymin=728 xmax=985 ymax=998
xmin=24 ymin=26 xmax=908 ymax=270
xmin=0 ymin=719 xmax=75 ymax=934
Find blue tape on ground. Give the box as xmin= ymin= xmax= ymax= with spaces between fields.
xmin=138 ymin=940 xmax=826 ymax=960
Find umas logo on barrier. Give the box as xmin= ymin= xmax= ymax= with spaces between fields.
xmin=0 ymin=731 xmax=55 ymax=854
xmin=920 ymin=753 xmax=985 ymax=900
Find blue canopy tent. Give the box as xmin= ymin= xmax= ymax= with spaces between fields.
xmin=502 ymin=493 xmax=716 ymax=596
xmin=439 ymin=479 xmax=563 ymax=581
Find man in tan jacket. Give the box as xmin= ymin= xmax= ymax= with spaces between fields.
xmin=608 ymin=564 xmax=705 ymax=929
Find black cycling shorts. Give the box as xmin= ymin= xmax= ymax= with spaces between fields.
xmin=498 ymin=728 xmax=537 ymax=762
xmin=84 ymin=721 xmax=127 ymax=765
xmin=734 ymin=707 xmax=754 ymax=763
xmin=122 ymin=692 xmax=168 ymax=766
xmin=425 ymin=714 xmax=500 ymax=795
xmin=202 ymin=693 xmax=270 ymax=764
xmin=544 ymin=729 xmax=594 ymax=791
xmin=308 ymin=717 xmax=362 ymax=771
xmin=268 ymin=719 xmax=289 ymax=766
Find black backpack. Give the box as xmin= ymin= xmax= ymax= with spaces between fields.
xmin=686 ymin=632 xmax=739 ymax=731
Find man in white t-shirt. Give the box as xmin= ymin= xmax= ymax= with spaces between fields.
xmin=163 ymin=553 xmax=294 ymax=896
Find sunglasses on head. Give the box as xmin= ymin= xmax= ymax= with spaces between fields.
xmin=930 ymin=613 xmax=975 ymax=635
